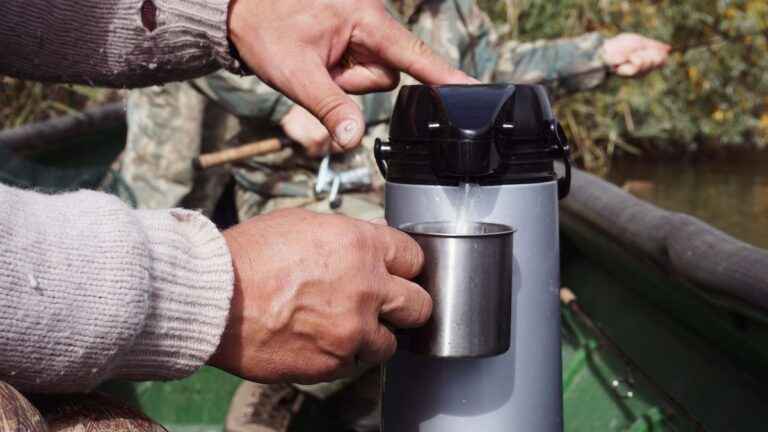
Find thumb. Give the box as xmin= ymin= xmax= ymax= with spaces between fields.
xmin=276 ymin=61 xmax=365 ymax=152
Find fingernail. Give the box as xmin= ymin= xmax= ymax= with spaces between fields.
xmin=335 ymin=119 xmax=358 ymax=149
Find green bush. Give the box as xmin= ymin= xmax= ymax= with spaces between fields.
xmin=480 ymin=0 xmax=768 ymax=171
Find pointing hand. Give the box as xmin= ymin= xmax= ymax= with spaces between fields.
xmin=228 ymin=0 xmax=478 ymax=152
xmin=603 ymin=33 xmax=671 ymax=77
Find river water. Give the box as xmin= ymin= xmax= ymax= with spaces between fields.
xmin=607 ymin=155 xmax=768 ymax=250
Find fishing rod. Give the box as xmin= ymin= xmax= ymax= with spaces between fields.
xmin=193 ymin=118 xmax=390 ymax=170
xmin=193 ymin=136 xmax=291 ymax=170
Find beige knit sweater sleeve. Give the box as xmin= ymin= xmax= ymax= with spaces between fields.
xmin=0 ymin=184 xmax=234 ymax=394
xmin=0 ymin=0 xmax=243 ymax=87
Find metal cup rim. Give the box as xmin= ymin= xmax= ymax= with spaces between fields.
xmin=399 ymin=221 xmax=516 ymax=238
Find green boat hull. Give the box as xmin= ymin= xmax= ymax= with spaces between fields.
xmin=97 ymin=220 xmax=768 ymax=432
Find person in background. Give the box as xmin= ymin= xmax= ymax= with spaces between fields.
xmin=0 ymin=0 xmax=479 ymax=429
xmin=114 ymin=1 xmax=670 ymax=431
xmin=116 ymin=1 xmax=669 ymax=217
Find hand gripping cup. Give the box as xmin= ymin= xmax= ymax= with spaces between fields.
xmin=400 ymin=222 xmax=514 ymax=358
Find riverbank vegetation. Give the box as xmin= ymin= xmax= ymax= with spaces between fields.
xmin=482 ymin=0 xmax=768 ymax=171
xmin=0 ymin=79 xmax=116 ymax=130
xmin=2 ymin=1 xmax=766 ymax=172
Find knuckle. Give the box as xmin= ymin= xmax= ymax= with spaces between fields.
xmin=383 ymin=341 xmax=397 ymax=360
xmin=409 ymin=241 xmax=425 ymax=273
xmin=309 ymin=357 xmax=342 ymax=382
xmin=409 ymin=38 xmax=432 ymax=58
xmin=378 ymin=329 xmax=398 ymax=359
xmin=394 ymin=234 xmax=424 ymax=277
xmin=356 ymin=8 xmax=384 ymax=34
xmin=340 ymin=223 xmax=372 ymax=252
xmin=413 ymin=290 xmax=433 ymax=325
xmin=313 ymin=94 xmax=349 ymax=125
xmin=332 ymin=320 xmax=364 ymax=353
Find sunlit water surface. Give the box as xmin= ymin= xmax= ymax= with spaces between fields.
xmin=608 ymin=155 xmax=768 ymax=250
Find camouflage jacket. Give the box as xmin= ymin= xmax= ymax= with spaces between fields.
xmin=118 ymin=0 xmax=608 ymax=212
xmin=198 ymin=0 xmax=608 ymax=199
xmin=195 ymin=0 xmax=607 ymax=128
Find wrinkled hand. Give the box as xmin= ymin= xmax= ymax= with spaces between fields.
xmin=602 ymin=33 xmax=670 ymax=77
xmin=281 ymin=104 xmax=333 ymax=158
xmin=210 ymin=209 xmax=431 ymax=384
xmin=228 ymin=0 xmax=477 ymax=152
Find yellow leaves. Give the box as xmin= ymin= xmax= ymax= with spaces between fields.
xmin=758 ymin=114 xmax=768 ymax=143
xmin=739 ymin=98 xmax=753 ymax=111
xmin=759 ymin=114 xmax=768 ymax=131
xmin=723 ymin=7 xmax=739 ymax=20
xmin=512 ymin=0 xmax=768 ymax=166
xmin=687 ymin=67 xmax=710 ymax=91
xmin=688 ymin=67 xmax=700 ymax=82
xmin=644 ymin=14 xmax=659 ymax=30
xmin=746 ymin=0 xmax=768 ymax=17
xmin=712 ymin=109 xmax=735 ymax=123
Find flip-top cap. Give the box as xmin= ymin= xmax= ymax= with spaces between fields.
xmin=375 ymin=84 xmax=571 ymax=196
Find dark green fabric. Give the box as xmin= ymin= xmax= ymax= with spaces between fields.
xmin=560 ymin=165 xmax=768 ymax=311
xmin=0 ymin=127 xmax=125 ymax=192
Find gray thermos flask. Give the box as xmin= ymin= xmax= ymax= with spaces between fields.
xmin=375 ymin=84 xmax=571 ymax=431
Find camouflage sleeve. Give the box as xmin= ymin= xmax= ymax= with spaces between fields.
xmin=118 ymin=83 xmax=208 ymax=209
xmin=419 ymin=0 xmax=500 ymax=80
xmin=192 ymin=71 xmax=295 ymax=124
xmin=491 ymin=32 xmax=608 ymax=98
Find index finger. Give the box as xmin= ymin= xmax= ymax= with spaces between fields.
xmin=359 ymin=13 xmax=479 ymax=85
xmin=370 ymin=222 xmax=424 ymax=279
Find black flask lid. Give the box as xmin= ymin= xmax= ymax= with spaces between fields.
xmin=375 ymin=84 xmax=571 ymax=197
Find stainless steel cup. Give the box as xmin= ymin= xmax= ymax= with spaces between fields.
xmin=400 ymin=221 xmax=514 ymax=358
